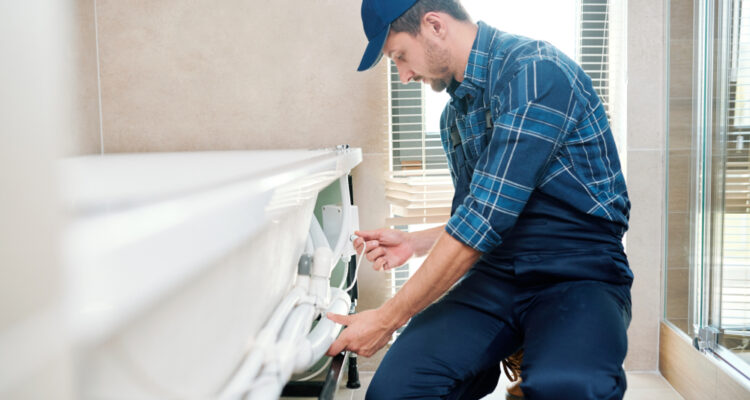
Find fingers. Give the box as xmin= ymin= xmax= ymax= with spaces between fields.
xmin=325 ymin=309 xmax=393 ymax=358
xmin=326 ymin=312 xmax=351 ymax=326
xmin=354 ymin=229 xmax=382 ymax=241
xmin=354 ymin=239 xmax=379 ymax=254
xmin=326 ymin=313 xmax=351 ymax=356
xmin=365 ymin=246 xmax=386 ymax=262
xmin=327 ymin=334 xmax=348 ymax=356
xmin=373 ymin=257 xmax=390 ymax=271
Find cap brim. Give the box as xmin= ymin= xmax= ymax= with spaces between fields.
xmin=357 ymin=25 xmax=389 ymax=71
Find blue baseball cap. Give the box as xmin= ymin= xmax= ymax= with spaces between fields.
xmin=358 ymin=0 xmax=419 ymax=71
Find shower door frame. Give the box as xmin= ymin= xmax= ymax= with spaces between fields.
xmin=687 ymin=0 xmax=750 ymax=380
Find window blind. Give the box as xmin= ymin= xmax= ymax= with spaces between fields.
xmin=721 ymin=0 xmax=750 ymax=332
xmin=387 ymin=60 xmax=454 ymax=227
xmin=578 ymin=0 xmax=611 ymax=118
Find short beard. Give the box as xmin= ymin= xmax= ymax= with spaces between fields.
xmin=423 ymin=37 xmax=452 ymax=92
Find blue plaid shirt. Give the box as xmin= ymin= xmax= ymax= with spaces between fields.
xmin=443 ymin=21 xmax=630 ymax=254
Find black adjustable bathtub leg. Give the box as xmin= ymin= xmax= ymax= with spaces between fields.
xmin=344 ymin=174 xmax=362 ymax=389
xmin=346 ymin=352 xmax=361 ymax=389
xmin=345 ymin=289 xmax=361 ymax=389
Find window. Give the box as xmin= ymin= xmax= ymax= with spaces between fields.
xmin=386 ymin=61 xmax=454 ymax=227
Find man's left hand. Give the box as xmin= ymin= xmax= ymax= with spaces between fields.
xmin=326 ymin=308 xmax=396 ymax=358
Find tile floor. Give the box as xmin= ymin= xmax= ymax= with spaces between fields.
xmin=332 ymin=370 xmax=683 ymax=400
xmin=284 ymin=348 xmax=684 ymax=400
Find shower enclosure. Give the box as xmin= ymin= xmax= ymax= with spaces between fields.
xmin=667 ymin=0 xmax=750 ymax=377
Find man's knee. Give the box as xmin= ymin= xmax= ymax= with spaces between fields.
xmin=366 ymin=359 xmax=501 ymax=400
xmin=364 ymin=356 xmax=435 ymax=400
xmin=365 ymin=363 xmax=408 ymax=400
xmin=364 ymin=368 xmax=395 ymax=400
xmin=522 ymin=369 xmax=626 ymax=400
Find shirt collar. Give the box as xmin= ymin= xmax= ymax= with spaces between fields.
xmin=448 ymin=21 xmax=494 ymax=101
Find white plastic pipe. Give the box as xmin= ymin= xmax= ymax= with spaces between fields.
xmin=293 ymin=288 xmax=351 ymax=373
xmin=309 ymin=214 xmax=330 ymax=250
xmin=218 ymin=285 xmax=305 ymax=399
xmin=276 ymin=303 xmax=316 ymax=381
xmin=310 ymin=247 xmax=332 ymax=306
xmin=246 ymin=289 xmax=351 ymax=399
xmin=245 ymin=304 xmax=313 ymax=400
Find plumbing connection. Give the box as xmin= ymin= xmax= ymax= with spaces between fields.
xmin=219 ymin=175 xmax=359 ymax=399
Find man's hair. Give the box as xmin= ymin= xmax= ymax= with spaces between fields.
xmin=391 ymin=0 xmax=471 ymax=36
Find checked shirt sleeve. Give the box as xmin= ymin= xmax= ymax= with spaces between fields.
xmin=446 ymin=60 xmax=580 ymax=253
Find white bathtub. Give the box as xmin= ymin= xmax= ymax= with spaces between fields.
xmin=59 ymin=148 xmax=362 ymax=398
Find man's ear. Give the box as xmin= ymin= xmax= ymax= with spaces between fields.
xmin=422 ymin=12 xmax=446 ymax=39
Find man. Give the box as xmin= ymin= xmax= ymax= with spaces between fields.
xmin=326 ymin=1 xmax=633 ymax=399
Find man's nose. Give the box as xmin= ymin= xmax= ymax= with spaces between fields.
xmin=396 ymin=65 xmax=414 ymax=84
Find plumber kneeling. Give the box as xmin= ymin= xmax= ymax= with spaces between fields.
xmin=326 ymin=1 xmax=634 ymax=399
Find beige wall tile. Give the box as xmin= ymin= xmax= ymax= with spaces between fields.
xmin=624 ymin=0 xmax=668 ymax=371
xmin=669 ymin=39 xmax=695 ymax=67
xmin=669 ymin=58 xmax=695 ymax=101
xmin=670 ymin=0 xmax=695 ymax=41
xmin=667 ymin=212 xmax=690 ymax=268
xmin=668 ymin=98 xmax=693 ymax=151
xmin=668 ymin=151 xmax=692 ymax=212
xmin=96 ymin=0 xmax=388 ymax=155
xmin=665 ymin=267 xmax=689 ymax=320
xmin=625 ymin=149 xmax=664 ymax=370
xmin=628 ymin=0 xmax=666 ymax=151
xmin=668 ymin=1 xmax=695 ymax=108
xmin=669 ymin=317 xmax=690 ymax=334
xmin=668 ymin=1 xmax=696 ymax=102
xmin=351 ymin=153 xmax=390 ymax=312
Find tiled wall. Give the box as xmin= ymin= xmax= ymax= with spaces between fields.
xmin=665 ymin=0 xmax=695 ymax=335
xmin=624 ymin=0 xmax=668 ymax=370
xmin=74 ymin=0 xmax=393 ymax=310
xmin=92 ymin=0 xmax=388 ymax=154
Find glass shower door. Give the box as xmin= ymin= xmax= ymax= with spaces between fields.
xmin=667 ymin=0 xmax=750 ymax=378
xmin=702 ymin=0 xmax=750 ymax=374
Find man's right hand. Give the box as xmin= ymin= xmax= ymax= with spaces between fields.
xmin=353 ymin=229 xmax=414 ymax=271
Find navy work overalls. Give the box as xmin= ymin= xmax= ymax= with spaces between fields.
xmin=366 ymin=113 xmax=634 ymax=400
